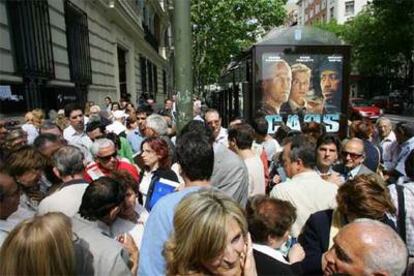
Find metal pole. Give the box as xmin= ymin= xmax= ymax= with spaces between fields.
xmin=173 ymin=0 xmax=193 ymax=132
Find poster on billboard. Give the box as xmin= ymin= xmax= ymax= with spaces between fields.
xmin=257 ymin=52 xmax=344 ymax=134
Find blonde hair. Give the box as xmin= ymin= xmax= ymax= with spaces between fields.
xmin=24 ymin=111 xmax=34 ymax=123
xmin=164 ymin=189 xmax=247 ymax=275
xmin=31 ymin=108 xmax=45 ymax=127
xmin=0 ymin=212 xmax=75 ymax=275
xmin=291 ymin=63 xmax=311 ymax=77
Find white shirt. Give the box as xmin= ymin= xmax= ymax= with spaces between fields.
xmin=63 ymin=125 xmax=93 ymax=163
xmin=21 ymin=123 xmax=39 ymax=144
xmin=37 ymin=179 xmax=88 ymax=217
xmin=263 ymin=138 xmax=283 ymax=162
xmin=112 ymin=204 xmax=149 ymax=248
xmin=270 ymin=170 xmax=338 ymax=237
xmin=106 ymin=121 xmax=127 ymax=135
xmin=253 ymin=243 xmax=288 ymax=264
xmin=378 ymin=131 xmax=398 ymax=170
xmin=0 ymin=206 xmax=34 ymax=246
xmin=139 ymin=170 xmax=155 ymax=205
xmin=244 ymin=155 xmax=266 ymax=196
xmin=214 ymin=127 xmax=228 ymax=149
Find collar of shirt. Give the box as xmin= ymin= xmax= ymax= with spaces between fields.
xmin=381 ymin=131 xmax=397 ymax=143
xmin=348 ymin=165 xmax=362 ymax=179
xmin=291 ymin=170 xmax=320 ymax=180
xmin=67 ymin=125 xmax=87 ymax=137
xmin=289 ymin=99 xmax=308 ymax=111
xmin=314 ymin=166 xmax=334 ymax=176
xmin=252 ymin=243 xmax=288 ymax=264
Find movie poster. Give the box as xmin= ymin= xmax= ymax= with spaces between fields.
xmin=257 ymin=52 xmax=344 ymax=134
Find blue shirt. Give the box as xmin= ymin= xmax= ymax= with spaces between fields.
xmin=138 ymin=186 xmax=203 ymax=276
xmin=395 ymin=137 xmax=414 ymax=183
xmin=127 ymin=128 xmax=144 ymax=154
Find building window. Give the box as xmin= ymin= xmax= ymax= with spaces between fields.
xmin=321 ymin=0 xmax=326 ymax=9
xmin=6 ymin=0 xmax=54 ymax=79
xmin=345 ymin=1 xmax=354 ymax=16
xmin=65 ymin=0 xmax=92 ymax=84
xmin=330 ymin=7 xmax=335 ymax=20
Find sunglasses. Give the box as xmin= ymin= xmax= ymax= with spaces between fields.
xmin=342 ymin=151 xmax=363 ymax=159
xmin=97 ymin=152 xmax=117 ymax=163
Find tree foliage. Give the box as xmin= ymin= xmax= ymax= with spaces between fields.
xmin=315 ymin=0 xmax=414 ymax=88
xmin=191 ymin=0 xmax=287 ymax=94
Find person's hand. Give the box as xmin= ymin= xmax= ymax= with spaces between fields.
xmin=325 ymin=172 xmax=344 ymax=186
xmin=272 ymin=175 xmax=282 ymax=185
xmin=117 ymin=233 xmax=139 ymax=275
xmin=240 ymin=233 xmax=257 ymax=276
xmin=175 ymin=182 xmax=185 ymax=191
xmin=25 ymin=188 xmax=44 ymax=203
xmin=288 ymin=243 xmax=305 ymax=263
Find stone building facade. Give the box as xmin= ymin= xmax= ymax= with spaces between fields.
xmin=0 ymin=0 xmax=172 ymax=115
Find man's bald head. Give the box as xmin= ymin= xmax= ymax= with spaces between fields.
xmin=325 ymin=218 xmax=407 ymax=276
xmin=342 ymin=138 xmax=365 ymax=170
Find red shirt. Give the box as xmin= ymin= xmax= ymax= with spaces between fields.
xmin=84 ymin=159 xmax=140 ymax=183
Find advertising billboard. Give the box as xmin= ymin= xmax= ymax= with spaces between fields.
xmin=256 ymin=52 xmax=345 ymax=134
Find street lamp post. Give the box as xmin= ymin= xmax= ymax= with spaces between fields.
xmin=173 ymin=0 xmax=193 ymax=131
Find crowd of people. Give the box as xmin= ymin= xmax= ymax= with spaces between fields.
xmin=0 ymin=96 xmax=413 ymax=275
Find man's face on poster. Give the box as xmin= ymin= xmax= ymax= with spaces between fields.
xmin=263 ymin=62 xmax=292 ymax=105
xmin=290 ymin=71 xmax=310 ymax=104
xmin=320 ymin=70 xmax=340 ymax=101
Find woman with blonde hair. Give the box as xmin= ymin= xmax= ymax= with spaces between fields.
xmin=21 ymin=108 xmax=44 ymax=144
xmin=0 ymin=212 xmax=75 ymax=275
xmin=164 ymin=189 xmax=257 ymax=275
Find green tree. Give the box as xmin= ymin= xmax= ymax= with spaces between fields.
xmin=191 ymin=0 xmax=287 ymax=95
xmin=316 ymin=0 xmax=414 ymax=92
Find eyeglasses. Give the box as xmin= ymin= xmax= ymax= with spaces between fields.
xmin=97 ymin=152 xmax=117 ymax=163
xmin=342 ymin=151 xmax=363 ymax=159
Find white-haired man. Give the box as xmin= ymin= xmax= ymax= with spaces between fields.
xmin=85 ymin=138 xmax=139 ymax=182
xmin=38 ymin=145 xmax=88 ymax=216
xmin=324 ymin=218 xmax=407 ymax=276
xmin=376 ymin=117 xmax=398 ymax=170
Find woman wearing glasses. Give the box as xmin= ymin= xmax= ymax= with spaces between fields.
xmin=298 ymin=174 xmax=396 ymax=275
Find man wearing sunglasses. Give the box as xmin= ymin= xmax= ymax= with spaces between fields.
xmin=339 ymin=138 xmax=373 ymax=180
xmin=84 ymin=138 xmax=139 ymax=183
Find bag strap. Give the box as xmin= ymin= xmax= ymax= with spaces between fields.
xmin=396 ymin=184 xmax=407 ymax=243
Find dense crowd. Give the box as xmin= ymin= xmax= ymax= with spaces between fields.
xmin=0 ymin=96 xmax=413 ymax=276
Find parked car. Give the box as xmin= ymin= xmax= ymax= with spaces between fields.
xmin=371 ymin=95 xmax=403 ymax=114
xmin=349 ymin=98 xmax=383 ymax=120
